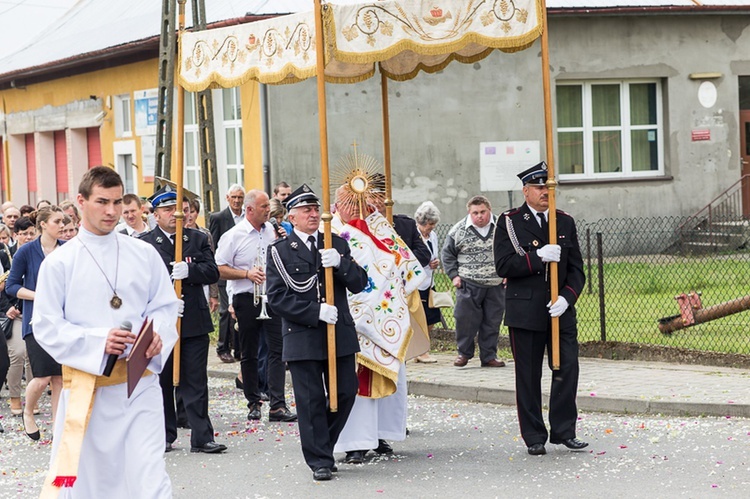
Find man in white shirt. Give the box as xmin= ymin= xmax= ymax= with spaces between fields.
xmin=215 ymin=189 xmax=296 ymax=423
xmin=118 ymin=193 xmax=150 ymax=236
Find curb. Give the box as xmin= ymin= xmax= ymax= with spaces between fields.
xmin=406 ymin=379 xmax=750 ymax=418
xmin=210 ymin=368 xmax=750 ymax=419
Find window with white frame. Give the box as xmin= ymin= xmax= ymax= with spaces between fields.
xmin=114 ymin=94 xmax=132 ymax=138
xmin=222 ymin=87 xmax=244 ymax=186
xmin=184 ymin=93 xmax=201 ymax=195
xmin=556 ymin=80 xmax=664 ymax=180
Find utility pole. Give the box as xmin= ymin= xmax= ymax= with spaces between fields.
xmin=156 ymin=0 xmax=177 ymax=180
xmin=156 ymin=0 xmax=220 ymax=213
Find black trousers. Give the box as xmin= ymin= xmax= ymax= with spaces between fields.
xmin=509 ymin=324 xmax=580 ymax=446
xmin=0 ymin=328 xmax=9 ymax=387
xmin=287 ymin=354 xmax=358 ymax=471
xmin=161 ymin=334 xmax=214 ymax=447
xmin=216 ymin=283 xmax=236 ymax=355
xmin=233 ymin=293 xmax=287 ymax=410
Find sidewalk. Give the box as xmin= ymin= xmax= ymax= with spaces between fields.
xmin=207 ymin=352 xmax=750 ymax=418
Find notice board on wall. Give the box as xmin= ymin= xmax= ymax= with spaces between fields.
xmin=480 ymin=141 xmax=540 ymax=191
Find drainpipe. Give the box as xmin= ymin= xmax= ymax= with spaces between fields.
xmin=260 ymin=83 xmax=271 ymax=195
xmin=0 ymin=97 xmax=9 ymax=200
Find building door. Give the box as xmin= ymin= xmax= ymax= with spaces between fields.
xmin=740 ymin=77 xmax=750 ymax=217
xmin=741 ymin=110 xmax=750 ymax=218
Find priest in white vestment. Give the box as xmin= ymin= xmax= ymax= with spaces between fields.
xmin=33 ymin=167 xmax=179 ymax=499
xmin=330 ymin=185 xmax=425 ymax=463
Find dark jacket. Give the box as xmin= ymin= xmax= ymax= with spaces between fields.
xmin=494 ymin=203 xmax=585 ymax=332
xmin=393 ymin=214 xmax=432 ymax=267
xmin=6 ymin=238 xmax=60 ymax=338
xmin=139 ymin=227 xmax=219 ymax=338
xmin=209 ymin=207 xmax=239 ymax=251
xmin=0 ymin=245 xmax=18 ymax=316
xmin=266 ymin=230 xmax=368 ymax=362
xmin=210 ymin=207 xmax=240 ymax=288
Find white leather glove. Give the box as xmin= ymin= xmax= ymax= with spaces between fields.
xmin=170 ymin=261 xmax=189 ymax=280
xmin=319 ymin=303 xmax=338 ymax=324
xmin=320 ymin=248 xmax=341 ymax=269
xmin=547 ymin=296 xmax=569 ymax=317
xmin=177 ymin=298 xmax=185 ymax=318
xmin=537 ymin=244 xmax=561 ymax=263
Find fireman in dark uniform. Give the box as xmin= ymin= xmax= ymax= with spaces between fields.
xmin=265 ymin=184 xmax=368 ymax=481
xmin=494 ymin=162 xmax=588 ymax=456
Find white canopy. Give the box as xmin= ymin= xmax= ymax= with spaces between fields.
xmin=179 ymin=0 xmax=543 ymax=89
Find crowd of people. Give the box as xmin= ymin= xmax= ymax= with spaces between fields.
xmin=0 ymin=161 xmax=588 ymax=493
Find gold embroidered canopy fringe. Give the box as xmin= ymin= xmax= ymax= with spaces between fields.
xmin=179 ymin=0 xmax=543 ymax=90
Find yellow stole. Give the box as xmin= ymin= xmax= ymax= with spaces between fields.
xmin=39 ymin=360 xmax=152 ymax=498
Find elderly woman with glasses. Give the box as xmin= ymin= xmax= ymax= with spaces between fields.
xmin=413 ymin=201 xmax=443 ymax=364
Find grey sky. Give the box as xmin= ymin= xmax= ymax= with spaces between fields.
xmin=0 ymin=0 xmax=77 ymax=60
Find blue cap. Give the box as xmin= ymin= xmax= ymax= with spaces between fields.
xmin=285 ymin=184 xmax=320 ymax=210
xmin=148 ymin=184 xmax=177 ymax=209
xmin=517 ymin=161 xmax=548 ymax=185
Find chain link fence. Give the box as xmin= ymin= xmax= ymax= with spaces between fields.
xmin=428 ymin=216 xmax=750 ymax=356
xmin=578 ymin=216 xmax=750 ymax=355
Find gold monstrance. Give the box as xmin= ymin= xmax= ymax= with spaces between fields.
xmin=332 ymin=141 xmax=385 ymax=220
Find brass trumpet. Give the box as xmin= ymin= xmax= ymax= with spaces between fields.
xmin=254 ymin=252 xmax=271 ymax=320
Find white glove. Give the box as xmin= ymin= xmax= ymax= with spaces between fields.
xmin=319 ymin=303 xmax=338 ymax=324
xmin=177 ymin=298 xmax=185 ymax=318
xmin=547 ymin=296 xmax=569 ymax=317
xmin=170 ymin=261 xmax=189 ymax=280
xmin=320 ymin=248 xmax=341 ymax=269
xmin=537 ymin=244 xmax=561 ymax=263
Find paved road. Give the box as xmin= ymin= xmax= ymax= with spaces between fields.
xmin=2 ymin=376 xmax=750 ymax=498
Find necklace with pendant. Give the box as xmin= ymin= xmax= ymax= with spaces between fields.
xmin=79 ymin=235 xmax=122 ymax=309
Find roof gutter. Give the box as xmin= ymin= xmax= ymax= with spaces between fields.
xmin=0 ymin=14 xmax=273 ymax=90
xmin=549 ymin=6 xmax=750 ymax=16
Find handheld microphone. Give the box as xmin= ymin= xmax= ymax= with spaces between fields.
xmin=270 ymin=218 xmax=283 ymax=238
xmin=103 ymin=320 xmax=132 ymax=377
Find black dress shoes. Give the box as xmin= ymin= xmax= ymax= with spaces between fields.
xmin=313 ymin=467 xmax=332 ymax=481
xmin=247 ymin=404 xmax=261 ymax=421
xmin=165 ymin=442 xmax=174 ymax=453
xmin=527 ymin=443 xmax=547 ymax=455
xmin=269 ymin=407 xmax=298 ymax=422
xmin=218 ymin=352 xmax=236 ymax=363
xmin=374 ymin=439 xmax=393 ymax=454
xmin=190 ymin=441 xmax=227 ymax=454
xmin=480 ymin=359 xmax=506 ymax=368
xmin=235 ymin=377 xmax=244 ymax=390
xmin=344 ymin=450 xmax=366 ymax=464
xmin=550 ymin=437 xmax=589 ymax=450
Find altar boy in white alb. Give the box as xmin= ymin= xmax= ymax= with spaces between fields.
xmin=33 ymin=166 xmax=179 ymax=499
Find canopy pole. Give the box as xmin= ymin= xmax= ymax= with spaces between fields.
xmin=540 ymin=0 xmax=560 ymax=370
xmin=314 ymin=0 xmax=338 ymax=412
xmin=380 ymin=71 xmax=393 ymax=224
xmin=1 ymin=97 xmax=10 ymax=200
xmin=172 ymin=0 xmax=187 ymax=385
